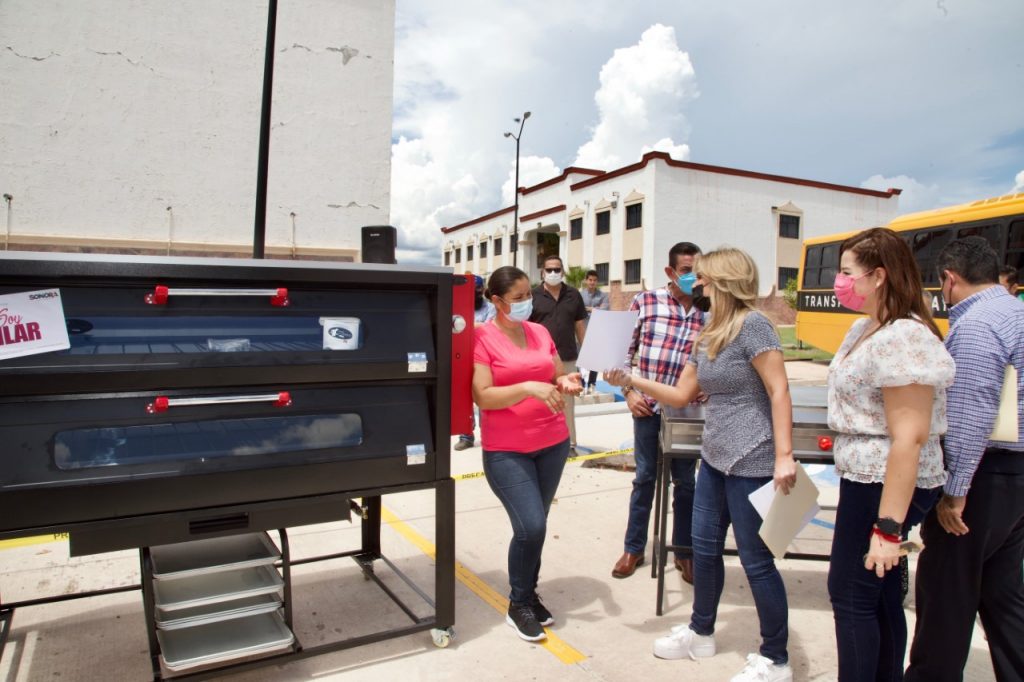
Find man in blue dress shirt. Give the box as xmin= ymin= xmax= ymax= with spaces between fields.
xmin=906 ymin=237 xmax=1024 ymax=681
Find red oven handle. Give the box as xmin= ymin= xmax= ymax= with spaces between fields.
xmin=147 ymin=391 xmax=292 ymax=413
xmin=145 ymin=285 xmax=290 ymax=307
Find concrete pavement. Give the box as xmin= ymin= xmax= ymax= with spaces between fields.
xmin=0 ymin=361 xmax=997 ymax=681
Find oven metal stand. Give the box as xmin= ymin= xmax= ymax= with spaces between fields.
xmin=653 ymin=449 xmax=837 ymax=616
xmin=0 ymin=479 xmax=456 ymax=680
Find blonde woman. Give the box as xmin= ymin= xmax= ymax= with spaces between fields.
xmin=606 ymin=248 xmax=797 ymax=682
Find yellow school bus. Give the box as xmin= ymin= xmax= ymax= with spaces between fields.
xmin=796 ymin=192 xmax=1024 ymax=354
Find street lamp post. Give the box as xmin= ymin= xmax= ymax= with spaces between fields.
xmin=504 ymin=111 xmax=530 ymax=268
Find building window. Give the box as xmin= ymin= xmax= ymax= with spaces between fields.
xmin=494 ymin=237 xmax=503 ymax=256
xmin=778 ymin=267 xmax=798 ymax=290
xmin=596 ymin=211 xmax=611 ymax=236
xmin=444 ymin=251 xmax=451 ymax=266
xmin=454 ymin=249 xmax=461 ymax=264
xmin=570 ymin=217 xmax=583 ymax=240
xmin=467 ymin=245 xmax=474 ymax=261
xmin=625 ymin=204 xmax=642 ymax=230
xmin=479 ymin=241 xmax=488 ymax=259
xmin=624 ymin=259 xmax=641 ymax=284
xmin=595 ymin=262 xmax=609 ymax=285
xmin=779 ymin=214 xmax=800 ymax=239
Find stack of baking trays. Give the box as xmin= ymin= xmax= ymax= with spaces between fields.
xmin=149 ymin=533 xmax=291 ymax=673
xmin=0 ymin=252 xmax=465 ymax=678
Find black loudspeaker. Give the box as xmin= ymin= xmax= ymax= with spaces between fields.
xmin=361 ymin=225 xmax=397 ymax=264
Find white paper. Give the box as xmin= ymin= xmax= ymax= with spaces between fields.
xmin=989 ymin=364 xmax=1019 ymax=442
xmin=748 ymin=464 xmax=821 ymax=559
xmin=0 ymin=288 xmax=70 ymax=361
xmin=576 ymin=309 xmax=640 ymax=372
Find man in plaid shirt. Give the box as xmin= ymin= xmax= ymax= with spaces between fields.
xmin=612 ymin=242 xmax=705 ymax=581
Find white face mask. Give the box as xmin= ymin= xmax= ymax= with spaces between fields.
xmin=544 ymin=271 xmax=563 ymax=286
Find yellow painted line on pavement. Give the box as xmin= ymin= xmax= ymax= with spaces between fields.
xmin=380 ymin=506 xmax=588 ymax=664
xmin=0 ymin=533 xmax=68 ymax=550
xmin=451 ymin=447 xmax=633 ymax=482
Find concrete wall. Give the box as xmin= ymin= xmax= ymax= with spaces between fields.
xmin=0 ymin=0 xmax=394 ymax=259
xmin=654 ymin=162 xmax=900 ymax=296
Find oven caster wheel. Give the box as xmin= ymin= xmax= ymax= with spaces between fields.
xmin=430 ymin=627 xmax=454 ymax=648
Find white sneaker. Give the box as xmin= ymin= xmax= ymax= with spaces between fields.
xmin=730 ymin=653 xmax=793 ymax=682
xmin=653 ymin=625 xmax=716 ymax=660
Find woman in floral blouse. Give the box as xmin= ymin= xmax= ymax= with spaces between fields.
xmin=826 ymin=227 xmax=955 ymax=681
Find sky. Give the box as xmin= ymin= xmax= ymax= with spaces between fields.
xmin=390 ymin=0 xmax=1024 ymax=264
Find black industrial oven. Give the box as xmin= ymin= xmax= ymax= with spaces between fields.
xmin=0 ymin=251 xmax=468 ymax=677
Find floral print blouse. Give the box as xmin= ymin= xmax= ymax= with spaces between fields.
xmin=827 ymin=317 xmax=955 ymax=487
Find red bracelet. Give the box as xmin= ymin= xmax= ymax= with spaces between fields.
xmin=872 ymin=527 xmax=901 ymax=544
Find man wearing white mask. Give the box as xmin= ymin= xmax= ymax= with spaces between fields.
xmin=530 ymin=255 xmax=588 ymax=451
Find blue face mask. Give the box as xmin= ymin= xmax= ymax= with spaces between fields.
xmin=676 ymin=271 xmax=696 ymax=296
xmin=504 ymin=298 xmax=533 ymax=322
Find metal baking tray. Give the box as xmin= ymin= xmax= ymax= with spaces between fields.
xmin=151 ymin=533 xmax=280 ymax=581
xmin=153 ymin=564 xmax=284 ymax=611
xmin=155 ymin=592 xmax=283 ymax=630
xmin=157 ymin=610 xmax=294 ymax=672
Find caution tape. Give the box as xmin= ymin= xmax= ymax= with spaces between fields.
xmin=451 ymin=446 xmax=634 ymax=482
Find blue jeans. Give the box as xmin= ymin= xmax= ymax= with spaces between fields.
xmin=689 ymin=459 xmax=789 ymax=665
xmin=827 ymin=479 xmax=938 ymax=682
xmin=483 ymin=439 xmax=570 ymax=605
xmin=624 ymin=413 xmax=696 ymax=560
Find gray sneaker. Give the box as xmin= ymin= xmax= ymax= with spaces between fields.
xmin=453 ymin=439 xmax=473 ymax=451
xmin=530 ymin=594 xmax=554 ymax=626
xmin=506 ymin=603 xmax=546 ymax=641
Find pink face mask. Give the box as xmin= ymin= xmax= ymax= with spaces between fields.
xmin=833 ymin=270 xmax=873 ymax=311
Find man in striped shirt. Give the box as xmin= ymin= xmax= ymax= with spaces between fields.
xmin=906 ymin=237 xmax=1024 ymax=681
xmin=612 ymin=242 xmax=705 ymax=581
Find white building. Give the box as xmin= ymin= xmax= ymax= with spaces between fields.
xmin=441 ymin=151 xmax=901 ymax=307
xmin=0 ymin=0 xmax=394 ymax=260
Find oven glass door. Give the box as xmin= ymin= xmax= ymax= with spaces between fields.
xmin=0 ymin=384 xmax=434 ymax=490
xmin=0 ymin=286 xmax=437 ymax=377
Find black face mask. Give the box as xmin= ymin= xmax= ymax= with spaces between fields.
xmin=691 ymin=284 xmax=711 ymax=313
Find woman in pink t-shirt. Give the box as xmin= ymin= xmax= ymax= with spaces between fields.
xmin=473 ymin=266 xmax=582 ymax=642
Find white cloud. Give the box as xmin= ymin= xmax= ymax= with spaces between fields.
xmin=860 ymin=174 xmax=941 ymax=214
xmin=390 ymin=14 xmax=698 ymax=264
xmin=573 ymin=24 xmax=698 ymax=169
xmin=1013 ymin=170 xmax=1024 ymax=193
xmin=501 ymin=156 xmax=562 ymax=205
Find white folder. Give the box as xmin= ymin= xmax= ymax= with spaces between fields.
xmin=989 ymin=365 xmax=1019 ymax=443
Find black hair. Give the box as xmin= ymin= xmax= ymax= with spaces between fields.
xmin=935 ymin=237 xmax=1000 ymax=285
xmin=1000 ymin=265 xmax=1018 ymax=285
xmin=585 ymin=269 xmax=598 ymax=279
xmin=542 ymin=254 xmax=564 ymax=268
xmin=484 ymin=266 xmax=529 ymax=300
xmin=669 ymin=241 xmax=701 ymax=268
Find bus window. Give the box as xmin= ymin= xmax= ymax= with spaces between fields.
xmin=802 ymin=246 xmax=822 ymax=287
xmin=956 ymin=223 xmax=1001 ymax=254
xmin=819 ymin=243 xmax=839 ymax=287
xmin=1008 ymin=220 xmax=1024 ymax=251
xmin=913 ymin=228 xmax=953 ymax=286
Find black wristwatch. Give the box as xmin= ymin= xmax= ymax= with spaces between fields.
xmin=874 ymin=516 xmax=902 ymax=536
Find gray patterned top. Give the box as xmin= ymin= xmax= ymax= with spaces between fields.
xmin=689 ymin=311 xmax=782 ymax=477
